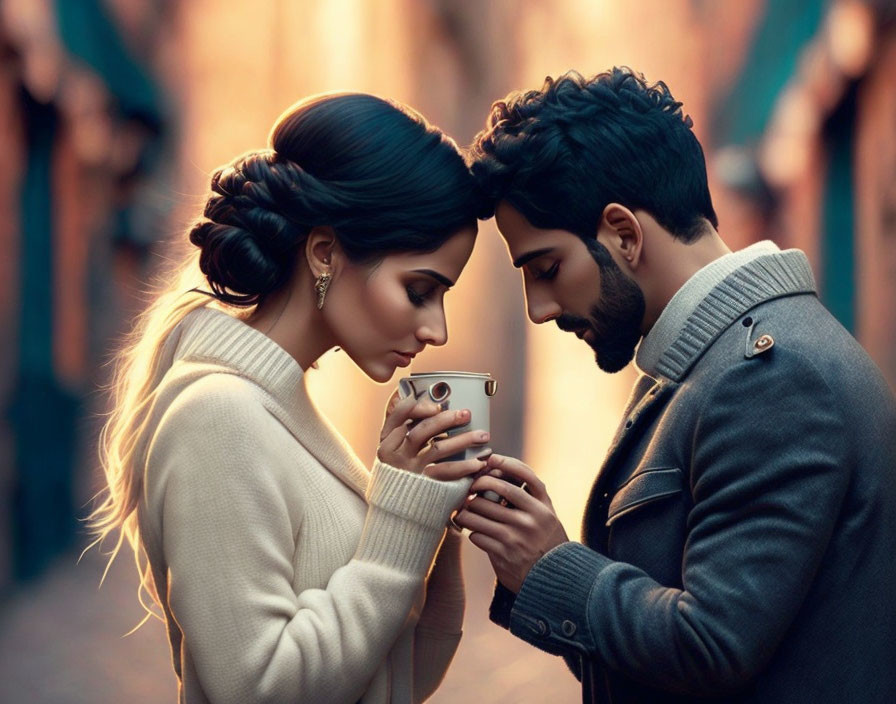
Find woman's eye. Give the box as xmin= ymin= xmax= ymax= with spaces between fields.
xmin=406 ymin=286 xmax=432 ymax=307
xmin=533 ymin=262 xmax=559 ymax=281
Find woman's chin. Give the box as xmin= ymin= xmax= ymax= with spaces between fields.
xmin=360 ymin=362 xmax=398 ymax=384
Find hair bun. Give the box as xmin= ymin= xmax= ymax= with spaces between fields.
xmin=189 ymin=151 xmax=309 ymax=305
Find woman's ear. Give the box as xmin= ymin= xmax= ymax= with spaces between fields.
xmin=597 ymin=203 xmax=643 ymax=271
xmin=304 ymin=226 xmax=339 ymax=276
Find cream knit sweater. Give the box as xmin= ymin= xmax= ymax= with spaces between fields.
xmin=136 ymin=307 xmax=471 ymax=703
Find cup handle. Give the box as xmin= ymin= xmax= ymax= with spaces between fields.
xmin=398 ymin=378 xmax=420 ymax=399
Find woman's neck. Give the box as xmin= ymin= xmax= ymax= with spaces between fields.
xmin=246 ymin=281 xmax=334 ymax=370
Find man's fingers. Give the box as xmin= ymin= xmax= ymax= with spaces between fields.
xmin=485 ymin=454 xmax=547 ymax=500
xmin=470 ymin=474 xmax=538 ymax=512
xmin=467 ymin=530 xmax=505 ymax=556
xmin=463 ymin=495 xmax=519 ymax=520
xmin=452 ymin=508 xmax=508 ymax=539
xmin=423 ymin=458 xmax=486 ymax=481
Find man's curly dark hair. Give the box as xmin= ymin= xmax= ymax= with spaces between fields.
xmin=468 ymin=67 xmax=718 ymax=243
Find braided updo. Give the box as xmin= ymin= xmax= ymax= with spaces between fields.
xmin=189 ymin=92 xmax=481 ymax=306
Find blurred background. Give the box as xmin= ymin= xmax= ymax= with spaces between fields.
xmin=0 ymin=0 xmax=894 ymax=702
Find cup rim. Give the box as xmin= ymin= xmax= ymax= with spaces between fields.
xmin=406 ymin=371 xmax=493 ymax=379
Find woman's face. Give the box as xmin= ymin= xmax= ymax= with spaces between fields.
xmin=324 ymin=226 xmax=477 ymax=382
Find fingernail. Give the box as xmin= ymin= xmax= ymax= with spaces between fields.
xmin=476 ymin=431 xmax=490 ymax=442
xmin=457 ymin=409 xmax=470 ymax=421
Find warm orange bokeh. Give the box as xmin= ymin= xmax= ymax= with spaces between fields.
xmin=3 ymin=1 xmax=893 ymax=702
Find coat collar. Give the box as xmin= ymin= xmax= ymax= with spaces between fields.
xmin=653 ymin=248 xmax=817 ymax=382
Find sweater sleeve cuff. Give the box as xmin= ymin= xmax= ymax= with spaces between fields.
xmin=509 ymin=541 xmax=610 ymax=656
xmin=355 ymin=460 xmax=472 ymax=574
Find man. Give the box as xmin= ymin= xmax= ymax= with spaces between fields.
xmin=454 ymin=67 xmax=896 ymax=703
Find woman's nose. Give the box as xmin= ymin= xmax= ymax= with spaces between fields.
xmin=417 ymin=311 xmax=448 ymax=347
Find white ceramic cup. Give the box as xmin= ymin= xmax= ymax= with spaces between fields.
xmin=397 ymin=371 xmax=497 ymax=463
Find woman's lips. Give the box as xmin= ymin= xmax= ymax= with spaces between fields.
xmin=392 ymin=351 xmax=415 ymax=366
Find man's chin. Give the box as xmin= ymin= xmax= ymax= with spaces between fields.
xmin=591 ymin=342 xmax=637 ymax=373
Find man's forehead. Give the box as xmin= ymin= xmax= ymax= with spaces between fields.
xmin=495 ymin=201 xmax=572 ymax=264
xmin=495 ymin=201 xmax=542 ymax=251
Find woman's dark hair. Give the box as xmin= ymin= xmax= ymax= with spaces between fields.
xmin=468 ymin=67 xmax=718 ymax=243
xmin=189 ymin=93 xmax=480 ymax=305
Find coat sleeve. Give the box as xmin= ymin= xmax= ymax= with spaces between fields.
xmin=146 ymin=375 xmax=470 ymax=704
xmin=505 ymin=348 xmax=851 ymax=696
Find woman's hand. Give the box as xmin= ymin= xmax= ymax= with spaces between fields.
xmin=377 ymin=391 xmax=491 ymax=481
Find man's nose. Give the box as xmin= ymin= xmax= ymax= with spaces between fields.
xmin=526 ymin=295 xmax=562 ymax=325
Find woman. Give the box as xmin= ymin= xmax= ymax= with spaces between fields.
xmin=88 ymin=93 xmax=488 ymax=703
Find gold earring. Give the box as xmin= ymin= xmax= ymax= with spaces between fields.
xmin=315 ymin=271 xmax=332 ymax=310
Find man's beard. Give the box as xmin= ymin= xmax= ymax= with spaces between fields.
xmin=555 ymin=239 xmax=645 ymax=373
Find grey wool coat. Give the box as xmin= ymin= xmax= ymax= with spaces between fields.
xmin=490 ymin=248 xmax=896 ymax=703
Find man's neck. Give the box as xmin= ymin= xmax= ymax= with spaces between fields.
xmin=640 ymin=228 xmax=731 ymax=333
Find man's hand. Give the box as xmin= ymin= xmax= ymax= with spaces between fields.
xmin=452 ymin=454 xmax=569 ymax=593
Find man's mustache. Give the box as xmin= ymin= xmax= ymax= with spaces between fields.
xmin=555 ymin=313 xmax=591 ymax=333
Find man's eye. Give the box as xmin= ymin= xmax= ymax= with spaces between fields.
xmin=533 ymin=262 xmax=559 ymax=281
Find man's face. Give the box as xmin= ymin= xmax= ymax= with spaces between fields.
xmin=495 ymin=202 xmax=645 ymax=373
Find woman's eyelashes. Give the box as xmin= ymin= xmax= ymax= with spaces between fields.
xmin=532 ymin=261 xmax=559 ymax=281
xmin=406 ymin=284 xmax=437 ymax=307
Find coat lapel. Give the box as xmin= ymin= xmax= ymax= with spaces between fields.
xmin=582 ymin=377 xmax=677 ymax=543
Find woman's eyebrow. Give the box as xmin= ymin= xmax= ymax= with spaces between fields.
xmin=412 ymin=269 xmax=455 ymax=287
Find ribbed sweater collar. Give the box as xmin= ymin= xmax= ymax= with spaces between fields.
xmin=637 ymin=244 xmax=817 ymax=381
xmin=172 ymin=306 xmax=304 ymax=397
xmin=165 ymin=306 xmax=370 ymax=496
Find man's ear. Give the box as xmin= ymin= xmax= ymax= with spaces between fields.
xmin=304 ymin=226 xmax=339 ymax=277
xmin=598 ymin=203 xmax=643 ymax=270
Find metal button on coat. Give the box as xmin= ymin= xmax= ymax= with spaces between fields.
xmin=561 ymin=619 xmax=577 ymax=637
xmin=753 ymin=334 xmax=775 ymax=354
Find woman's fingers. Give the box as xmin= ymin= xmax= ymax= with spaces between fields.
xmin=383 ymin=390 xmax=401 ymax=419
xmin=405 ymin=408 xmax=470 ymax=452
xmin=425 ymin=429 xmax=491 ymax=464
xmin=379 ymin=397 xmax=493 ymax=478
xmin=380 ymin=396 xmax=442 ymax=444
xmin=380 ymin=395 xmax=417 ymax=440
